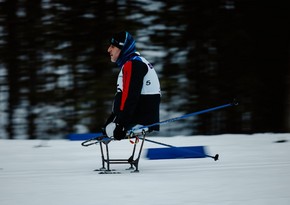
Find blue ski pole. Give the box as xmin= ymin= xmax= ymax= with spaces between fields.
xmin=80 ymin=100 xmax=238 ymax=145
xmin=130 ymin=99 xmax=238 ymax=132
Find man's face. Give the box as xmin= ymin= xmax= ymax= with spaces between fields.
xmin=107 ymin=45 xmax=121 ymax=62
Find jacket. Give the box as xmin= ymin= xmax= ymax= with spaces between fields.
xmin=110 ymin=53 xmax=161 ymax=131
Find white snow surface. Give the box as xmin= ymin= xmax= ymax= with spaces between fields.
xmin=1 ymin=133 xmax=290 ymax=205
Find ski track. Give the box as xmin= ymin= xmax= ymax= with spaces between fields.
xmin=1 ymin=133 xmax=290 ymax=205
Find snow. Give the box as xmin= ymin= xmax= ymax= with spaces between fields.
xmin=1 ymin=133 xmax=290 ymax=205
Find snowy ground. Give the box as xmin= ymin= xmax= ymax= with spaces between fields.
xmin=1 ymin=133 xmax=290 ymax=205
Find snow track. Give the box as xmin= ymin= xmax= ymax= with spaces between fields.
xmin=1 ymin=133 xmax=290 ymax=205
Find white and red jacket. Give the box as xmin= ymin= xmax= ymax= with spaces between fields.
xmin=109 ymin=53 xmax=161 ymax=131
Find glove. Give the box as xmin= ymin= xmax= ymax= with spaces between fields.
xmin=105 ymin=122 xmax=116 ymax=138
xmin=102 ymin=113 xmax=116 ymax=136
xmin=113 ymin=123 xmax=127 ymax=140
xmin=105 ymin=122 xmax=127 ymax=140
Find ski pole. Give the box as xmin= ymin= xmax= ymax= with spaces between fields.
xmin=141 ymin=137 xmax=219 ymax=161
xmin=130 ymin=99 xmax=238 ymax=132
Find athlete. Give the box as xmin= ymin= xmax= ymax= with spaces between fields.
xmin=104 ymin=31 xmax=161 ymax=140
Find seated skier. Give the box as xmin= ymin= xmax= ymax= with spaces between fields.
xmin=103 ymin=31 xmax=161 ymax=140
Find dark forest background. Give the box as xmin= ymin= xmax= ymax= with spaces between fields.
xmin=0 ymin=0 xmax=289 ymax=139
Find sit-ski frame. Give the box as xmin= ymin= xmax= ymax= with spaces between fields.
xmin=95 ymin=132 xmax=147 ymax=174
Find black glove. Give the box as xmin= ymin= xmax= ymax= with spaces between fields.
xmin=113 ymin=124 xmax=127 ymax=140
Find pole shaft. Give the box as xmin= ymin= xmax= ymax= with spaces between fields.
xmin=131 ymin=102 xmax=234 ymax=132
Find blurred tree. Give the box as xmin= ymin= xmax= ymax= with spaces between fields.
xmin=22 ymin=0 xmax=43 ymax=139
xmin=1 ymin=0 xmax=21 ymax=139
xmin=0 ymin=0 xmax=289 ymax=139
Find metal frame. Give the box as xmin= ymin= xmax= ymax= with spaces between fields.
xmin=95 ymin=132 xmax=147 ymax=174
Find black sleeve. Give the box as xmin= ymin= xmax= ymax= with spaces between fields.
xmin=104 ymin=112 xmax=116 ymax=127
